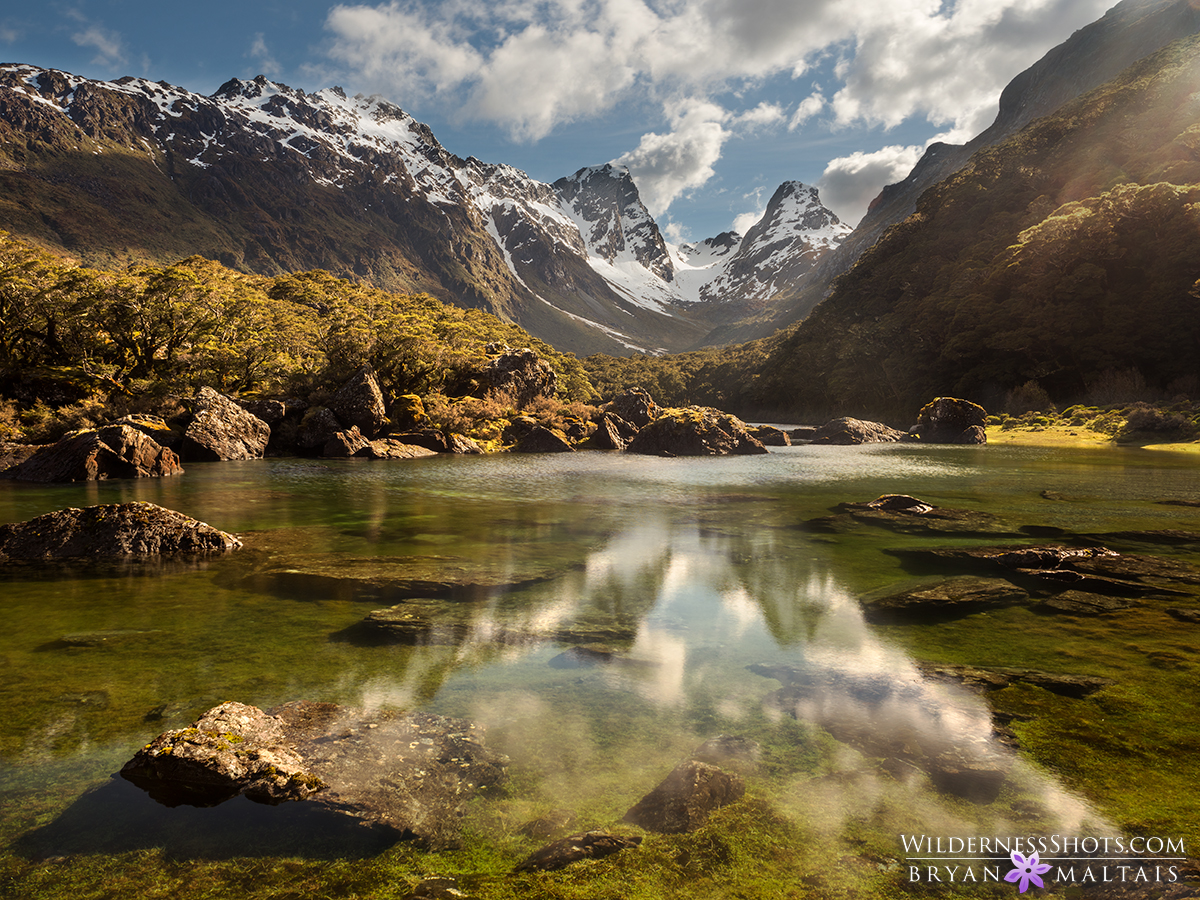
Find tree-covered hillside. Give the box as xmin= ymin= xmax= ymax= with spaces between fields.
xmin=741 ymin=32 xmax=1200 ymax=422
xmin=0 ymin=231 xmax=591 ymax=434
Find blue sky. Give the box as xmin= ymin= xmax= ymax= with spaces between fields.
xmin=2 ymin=0 xmax=1114 ymax=240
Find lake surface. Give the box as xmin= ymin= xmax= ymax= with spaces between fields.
xmin=2 ymin=444 xmax=1198 ymax=898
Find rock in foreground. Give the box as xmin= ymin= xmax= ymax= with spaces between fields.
xmin=627 ymin=407 xmax=767 ymax=457
xmin=122 ymin=700 xmax=508 ymax=849
xmin=622 ymin=760 xmax=745 ymax=833
xmin=0 ymin=502 xmax=240 ymax=560
xmin=10 ymin=425 xmax=182 ymax=482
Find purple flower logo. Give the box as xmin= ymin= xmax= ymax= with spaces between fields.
xmin=1005 ymin=850 xmax=1052 ymax=892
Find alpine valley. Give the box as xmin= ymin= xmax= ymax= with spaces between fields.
xmin=0 ymin=64 xmax=848 ymax=357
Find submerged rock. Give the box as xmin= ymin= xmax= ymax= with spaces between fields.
xmin=916 ymin=664 xmax=1113 ymax=699
xmin=182 ymin=387 xmax=271 ymax=461
xmin=515 ymin=831 xmax=642 ymax=872
xmin=863 ymin=577 xmax=1029 ymax=621
xmin=811 ymin=494 xmax=1011 ymax=536
xmin=122 ymin=700 xmax=508 ymax=849
xmin=10 ymin=424 xmax=182 ymax=482
xmin=0 ymin=502 xmax=240 ymax=561
xmin=627 ymin=407 xmax=767 ymax=457
xmin=892 ymin=543 xmax=1200 ymax=594
xmin=358 ymin=602 xmax=638 ymax=648
xmin=810 ymin=417 xmax=906 ymax=445
xmin=622 ymin=760 xmax=745 ymax=833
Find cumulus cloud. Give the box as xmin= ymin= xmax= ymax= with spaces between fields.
xmin=615 ymin=99 xmax=730 ymax=216
xmin=322 ymin=0 xmax=1113 ymax=213
xmin=816 ymin=144 xmax=925 ymax=228
xmin=247 ymin=33 xmax=282 ymax=78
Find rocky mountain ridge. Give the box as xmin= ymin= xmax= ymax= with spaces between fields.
xmin=0 ymin=65 xmax=846 ymax=356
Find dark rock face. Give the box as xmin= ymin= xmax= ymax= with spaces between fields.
xmin=297 ymin=406 xmax=344 ymax=451
xmin=182 ymin=387 xmax=271 ymax=461
xmin=0 ymin=442 xmax=39 ymax=475
xmin=609 ymin=388 xmax=658 ymax=428
xmin=517 ymin=426 xmax=574 ymax=453
xmin=328 ymin=365 xmax=388 ymax=438
xmin=515 ymin=830 xmax=642 ymax=872
xmin=1167 ymin=607 xmax=1200 ymax=623
xmin=0 ymin=502 xmax=241 ymax=560
xmin=627 ymin=407 xmax=768 ymax=457
xmin=811 ymin=417 xmax=906 ymax=444
xmin=483 ymin=348 xmax=558 ymax=407
xmin=122 ymin=700 xmax=509 ymax=849
xmin=11 ymin=425 xmax=182 ymax=482
xmin=587 ymin=412 xmax=628 ymax=450
xmin=623 ymin=760 xmax=745 ymax=833
xmin=909 ymin=397 xmax=988 ymax=444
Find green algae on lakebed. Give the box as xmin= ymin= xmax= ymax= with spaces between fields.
xmin=0 ymin=446 xmax=1198 ymax=899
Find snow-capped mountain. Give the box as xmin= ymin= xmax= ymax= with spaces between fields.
xmin=0 ymin=64 xmax=847 ymax=354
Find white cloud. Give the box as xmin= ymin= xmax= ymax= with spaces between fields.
xmin=0 ymin=26 xmax=19 ymax=45
xmin=247 ymin=33 xmax=282 ymax=78
xmin=789 ymin=91 xmax=826 ymax=130
xmin=71 ymin=23 xmax=126 ymax=69
xmin=615 ymin=98 xmax=731 ymax=216
xmin=322 ymin=0 xmax=1114 ymax=214
xmin=816 ymin=144 xmax=925 ymax=227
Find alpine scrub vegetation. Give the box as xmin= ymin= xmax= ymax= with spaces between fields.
xmin=0 ymin=232 xmax=592 ymax=440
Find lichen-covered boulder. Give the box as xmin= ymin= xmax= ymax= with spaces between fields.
xmin=626 ymin=407 xmax=767 ymax=457
xmin=609 ymin=388 xmax=658 ymax=428
xmin=11 ymin=425 xmax=182 ymax=482
xmin=0 ymin=502 xmax=240 ymax=560
xmin=120 ymin=701 xmax=324 ymax=806
xmin=910 ymin=397 xmax=988 ymax=444
xmin=483 ymin=348 xmax=558 ymax=408
xmin=122 ymin=701 xmax=509 ymax=849
xmin=389 ymin=394 xmax=430 ymax=431
xmin=182 ymin=387 xmax=270 ymax=461
xmin=328 ymin=364 xmax=388 ymax=438
xmin=811 ymin=417 xmax=906 ymax=444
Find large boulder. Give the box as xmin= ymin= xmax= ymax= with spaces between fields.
xmin=0 ymin=502 xmax=240 ymax=560
xmin=483 ymin=348 xmax=558 ymax=407
xmin=749 ymin=425 xmax=791 ymax=446
xmin=182 ymin=387 xmax=271 ymax=461
xmin=909 ymin=397 xmax=987 ymax=444
xmin=626 ymin=407 xmax=768 ymax=457
xmin=586 ymin=412 xmax=629 ymax=450
xmin=811 ymin=417 xmax=906 ymax=444
xmin=122 ymin=701 xmax=509 ymax=849
xmin=10 ymin=425 xmax=182 ymax=482
xmin=109 ymin=414 xmax=183 ymax=449
xmin=503 ymin=415 xmax=574 ymax=453
xmin=622 ymin=760 xmax=745 ymax=833
xmin=328 ymin=365 xmax=388 ymax=438
xmin=609 ymin=388 xmax=658 ymax=428
xmin=323 ymin=426 xmax=370 ymax=458
xmin=296 ymin=406 xmax=344 ymax=452
xmin=390 ymin=429 xmax=483 ymax=454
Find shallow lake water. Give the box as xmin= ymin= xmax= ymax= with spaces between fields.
xmin=2 ymin=444 xmax=1198 ymax=897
